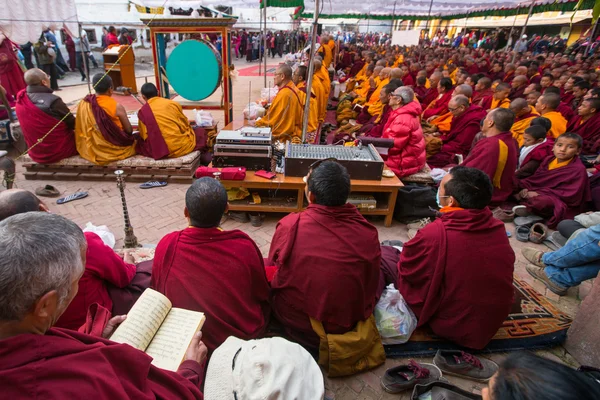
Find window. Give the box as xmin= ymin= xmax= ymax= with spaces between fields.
xmin=85 ymin=29 xmax=97 ymax=43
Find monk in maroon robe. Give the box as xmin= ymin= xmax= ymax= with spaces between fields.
xmin=427 ymin=97 xmax=487 ymax=168
xmin=423 ymin=77 xmax=453 ymax=120
xmin=0 ymin=36 xmax=26 ymax=99
xmin=567 ymin=98 xmax=600 ymax=155
xmin=269 ymin=161 xmax=380 ymax=350
xmin=0 ymin=213 xmax=205 ymax=399
xmin=516 ymin=126 xmax=554 ymax=179
xmin=397 ymin=167 xmax=515 ymax=349
xmin=15 ymin=68 xmax=77 ymax=164
xmin=421 ymin=72 xmax=442 ymax=108
xmin=516 ymin=133 xmax=591 ymax=228
xmin=152 ymin=178 xmax=271 ymax=353
xmin=462 ymin=108 xmax=518 ymax=205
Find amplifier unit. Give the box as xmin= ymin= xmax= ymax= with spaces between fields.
xmin=216 ymin=129 xmax=272 ymax=145
xmin=212 ymin=155 xmax=272 ymax=171
xmin=214 ymin=144 xmax=272 ymax=158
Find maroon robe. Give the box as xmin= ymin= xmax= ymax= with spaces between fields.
xmin=423 ymin=90 xmax=453 ymax=120
xmin=0 ymin=38 xmax=26 ymax=98
xmin=402 ymin=74 xmax=415 ymax=87
xmin=364 ymin=104 xmax=392 ymax=138
xmin=427 ymin=105 xmax=487 ymax=168
xmin=421 ymin=87 xmax=439 ymax=108
xmin=503 ymin=71 xmax=515 ymax=84
xmin=465 ymin=64 xmax=479 ymax=75
xmin=518 ymin=156 xmax=591 ymax=228
xmin=561 ymin=91 xmax=575 ymax=106
xmin=349 ymin=60 xmax=365 ymax=77
xmin=472 ymin=88 xmax=493 ymax=105
xmin=463 ymin=131 xmax=518 ymax=205
xmin=135 ymin=102 xmax=171 ymax=160
xmin=152 ymin=227 xmax=271 ymax=353
xmin=0 ymin=328 xmax=203 ymax=398
xmin=414 ymin=86 xmax=428 ymax=103
xmin=557 ymin=102 xmax=575 ymax=122
xmin=567 ymin=112 xmax=600 ymax=155
xmin=397 ymin=208 xmax=515 ymax=349
xmin=488 ymin=71 xmax=505 ymax=82
xmin=84 ymin=94 xmax=135 ymax=147
xmin=269 ymin=203 xmax=381 ymax=350
xmin=15 ymin=89 xmax=78 ymax=163
xmin=509 ymin=85 xmax=526 ymax=100
xmin=516 ymin=139 xmax=554 ymax=179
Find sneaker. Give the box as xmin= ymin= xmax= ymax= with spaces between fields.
xmin=381 ymin=360 xmax=442 ymax=394
xmin=492 ymin=207 xmax=515 ymax=222
xmin=433 ymin=350 xmax=498 ymax=382
xmin=406 ymin=218 xmax=431 ymax=230
xmin=526 ymin=264 xmax=568 ymax=296
xmin=512 ymin=205 xmax=531 ymax=217
xmin=522 ymin=247 xmax=545 ymax=267
xmin=407 ymin=228 xmax=419 ymax=240
xmin=529 ymin=223 xmax=548 ymax=244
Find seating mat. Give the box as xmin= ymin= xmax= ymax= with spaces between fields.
xmin=385 ymin=278 xmax=573 ymax=357
xmin=21 ymin=151 xmax=201 ymax=168
xmin=401 ymin=164 xmax=434 ymax=184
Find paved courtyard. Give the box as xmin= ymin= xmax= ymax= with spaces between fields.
xmin=3 ymin=58 xmax=590 ymax=398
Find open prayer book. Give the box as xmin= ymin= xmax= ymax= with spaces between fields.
xmin=110 ymin=288 xmax=206 ymax=372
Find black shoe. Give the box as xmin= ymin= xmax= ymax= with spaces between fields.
xmin=81 ymin=77 xmax=86 ymax=82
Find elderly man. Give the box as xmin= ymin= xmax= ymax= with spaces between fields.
xmin=510 ymin=98 xmax=540 ymax=147
xmin=254 ymin=64 xmax=304 ymax=142
xmin=0 ymin=213 xmax=206 ymax=397
xmin=535 ymin=92 xmax=567 ymax=139
xmin=75 ymin=74 xmax=136 ymax=165
xmin=152 ymin=178 xmax=271 ymax=354
xmin=509 ymin=75 xmax=529 ymax=100
xmin=268 ymin=161 xmax=380 ymax=352
xmin=426 ymin=84 xmax=473 ymax=134
xmin=15 ymin=68 xmax=78 ymax=164
xmin=396 ymin=167 xmax=515 ymax=349
xmin=316 ymin=35 xmax=333 ymax=69
xmin=568 ymin=98 xmax=600 ymax=155
xmin=361 ymin=83 xmax=401 ymax=138
xmin=463 ymin=108 xmax=518 ymax=205
xmin=135 ymin=83 xmax=198 ymax=160
xmin=427 ymin=95 xmax=487 ymax=168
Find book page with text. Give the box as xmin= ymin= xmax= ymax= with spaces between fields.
xmin=110 ymin=289 xmax=172 ymax=351
xmin=145 ymin=308 xmax=206 ymax=372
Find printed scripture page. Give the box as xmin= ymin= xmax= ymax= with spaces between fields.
xmin=110 ymin=289 xmax=172 ymax=351
xmin=145 ymin=308 xmax=206 ymax=372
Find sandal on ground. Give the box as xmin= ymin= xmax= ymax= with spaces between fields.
xmin=516 ymin=225 xmax=531 ymax=242
xmin=140 ymin=181 xmax=168 ymax=189
xmin=56 ymin=191 xmax=88 ymax=204
xmin=35 ymin=184 xmax=60 ymax=197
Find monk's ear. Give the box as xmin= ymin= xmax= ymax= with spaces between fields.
xmin=224 ymin=203 xmax=229 ymax=213
xmin=33 ymin=290 xmax=60 ymax=321
xmin=184 ymin=206 xmax=190 ymax=219
xmin=39 ymin=202 xmax=50 ymax=212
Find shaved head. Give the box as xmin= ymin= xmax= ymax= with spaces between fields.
xmin=452 ymin=94 xmax=470 ymax=108
xmin=0 ymin=189 xmax=43 ymax=222
xmin=381 ymin=67 xmax=391 ymax=79
xmin=390 ymin=68 xmax=402 ymax=79
xmin=374 ymin=66 xmax=384 ymax=76
xmin=24 ymin=68 xmax=48 ymax=86
xmin=313 ymin=59 xmax=322 ymax=70
xmin=513 ymin=75 xmax=528 ymax=85
xmin=510 ymin=98 xmax=529 ymax=113
xmin=454 ymin=84 xmax=473 ymax=99
xmin=278 ymin=64 xmax=293 ymax=79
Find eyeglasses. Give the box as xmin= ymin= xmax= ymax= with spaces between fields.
xmin=302 ymin=157 xmax=337 ymax=183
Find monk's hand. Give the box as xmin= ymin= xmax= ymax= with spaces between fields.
xmin=102 ymin=315 xmax=127 ymax=339
xmin=517 ymin=189 xmax=528 ymax=200
xmin=122 ymin=249 xmax=136 ymax=264
xmin=594 ymin=154 xmax=600 ymax=165
xmin=527 ymin=191 xmax=539 ymax=198
xmin=184 ymin=331 xmax=208 ymax=365
xmin=426 ymin=116 xmax=438 ymax=123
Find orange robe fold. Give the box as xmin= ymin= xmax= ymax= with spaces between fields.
xmin=541 ymin=111 xmax=567 ymax=139
xmin=511 ymin=110 xmax=539 ymax=147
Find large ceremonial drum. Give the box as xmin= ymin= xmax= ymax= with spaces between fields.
xmin=166 ymin=39 xmax=222 ymax=101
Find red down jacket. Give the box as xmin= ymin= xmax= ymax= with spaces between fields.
xmin=382 ymin=101 xmax=426 ymax=178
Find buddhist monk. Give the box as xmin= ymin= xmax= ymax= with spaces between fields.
xmin=254 ymin=64 xmax=304 ymax=142
xmin=414 ymin=75 xmax=428 ymax=102
xmin=0 ymin=213 xmax=206 ymax=398
xmin=480 ymin=82 xmax=511 ymax=111
xmin=15 ymin=68 xmax=77 ymax=164
xmin=472 ymin=77 xmax=493 ymax=104
xmin=427 ymin=95 xmax=487 ymax=168
xmin=0 ymin=189 xmax=138 ymax=331
xmin=526 ymin=90 xmax=541 ymax=107
xmin=75 ymin=74 xmax=136 ymax=165
xmin=509 ymin=75 xmax=529 ymax=100
xmin=503 ymin=63 xmax=516 ymax=84
xmin=293 ymin=65 xmax=319 ymax=143
xmin=268 ymin=161 xmax=380 ymax=351
xmin=570 ymin=80 xmax=591 ymax=111
xmin=310 ymin=62 xmax=327 ymax=125
xmin=135 ymin=83 xmax=198 ymax=160
xmin=400 ymin=64 xmax=414 ymax=86
xmin=357 ymin=67 xmax=391 ymax=123
xmin=423 ymin=77 xmax=453 ymax=120
xmin=545 ymin=86 xmax=575 ymax=122
xmin=152 ymin=178 xmax=271 ymax=353
xmin=360 ymin=83 xmax=400 ymax=138
xmin=422 ymin=71 xmax=442 ymax=108
xmin=515 ymin=133 xmax=591 ymax=228
xmin=396 ymin=166 xmax=515 ymax=349
xmin=462 ymin=108 xmax=518 ymax=205
xmin=314 ymin=56 xmax=331 ymax=101
xmin=425 ymin=84 xmax=473 ymax=135
xmin=316 ymin=35 xmax=333 ymax=69
xmin=516 ymin=125 xmax=553 ymax=179
xmin=535 ymin=92 xmax=567 ymax=139
xmin=540 ymin=73 xmax=554 ymax=93
xmin=510 ymin=98 xmax=539 ymax=147
xmin=568 ymin=98 xmax=600 ymax=155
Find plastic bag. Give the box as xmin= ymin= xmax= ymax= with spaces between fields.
xmin=374 ymin=284 xmax=417 ymax=345
xmin=83 ymin=222 xmax=116 ymax=249
xmin=261 ymin=88 xmax=279 ymax=103
xmin=194 ymin=109 xmax=215 ymax=127
xmin=243 ymin=102 xmax=266 ymax=119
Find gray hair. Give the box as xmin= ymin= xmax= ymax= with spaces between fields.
xmin=394 ymin=86 xmax=414 ymax=105
xmin=0 ymin=213 xmax=86 ymax=321
xmin=456 ymin=84 xmax=473 ymax=98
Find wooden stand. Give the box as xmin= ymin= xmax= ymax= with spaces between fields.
xmin=102 ymin=45 xmax=137 ymax=94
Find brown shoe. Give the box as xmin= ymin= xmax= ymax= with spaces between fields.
xmin=529 ymin=223 xmax=548 ymax=244
xmin=526 ymin=264 xmax=568 ymax=296
xmin=433 ymin=350 xmax=498 ymax=382
xmin=522 ymin=247 xmax=545 ymax=267
xmin=492 ymin=207 xmax=515 ymax=223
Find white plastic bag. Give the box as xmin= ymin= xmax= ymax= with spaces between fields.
xmin=261 ymin=88 xmax=279 ymax=103
xmin=243 ymin=102 xmax=267 ymax=120
xmin=83 ymin=222 xmax=116 ymax=249
xmin=374 ymin=284 xmax=417 ymax=345
xmin=194 ymin=109 xmax=215 ymax=127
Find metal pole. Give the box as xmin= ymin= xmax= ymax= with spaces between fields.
xmin=264 ymin=6 xmax=268 ymax=88
xmin=301 ymin=0 xmax=320 ymax=143
xmin=79 ymin=23 xmax=91 ymax=94
xmin=584 ymin=17 xmax=600 ymax=57
xmin=505 ymin=4 xmax=521 ymax=52
xmin=259 ymin=7 xmax=263 ymax=76
xmin=390 ymin=2 xmax=397 ymax=36
xmin=512 ymin=0 xmax=536 ymax=63
xmin=419 ymin=0 xmax=434 ymax=62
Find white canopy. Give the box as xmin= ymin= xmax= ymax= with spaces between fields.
xmin=0 ymin=0 xmax=80 ymax=44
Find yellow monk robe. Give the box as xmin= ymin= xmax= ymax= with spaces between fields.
xmin=75 ymin=95 xmax=136 ymax=165
xmin=138 ymin=97 xmax=196 ymax=158
xmin=355 ymin=63 xmax=368 ymax=81
xmin=392 ymin=54 xmax=404 ymax=68
xmin=511 ymin=110 xmax=539 ymax=147
xmin=297 ymin=82 xmax=319 ymax=142
xmin=366 ymin=77 xmax=390 ymax=118
xmin=317 ymin=43 xmax=333 ymax=69
xmin=548 ymin=157 xmax=572 ymax=170
xmin=425 ymin=78 xmax=431 ymax=89
xmin=311 ymin=76 xmax=327 ymax=123
xmin=317 ymin=65 xmax=331 ymax=97
xmin=542 ymin=111 xmax=568 ymax=139
xmin=489 ymin=98 xmax=510 ymax=110
xmin=448 ymin=68 xmax=457 ymax=85
xmin=353 ymin=76 xmax=379 ymax=106
xmin=255 ymin=81 xmax=304 ymax=142
xmin=430 ymin=112 xmax=453 ymax=134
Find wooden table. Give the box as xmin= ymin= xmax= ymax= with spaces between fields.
xmin=217 ymin=120 xmax=404 ymax=227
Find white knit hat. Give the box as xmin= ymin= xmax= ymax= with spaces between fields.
xmin=204 ymin=336 xmax=325 ymax=400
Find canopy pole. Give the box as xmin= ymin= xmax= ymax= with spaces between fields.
xmin=512 ymin=0 xmax=536 ymax=64
xmin=390 ymin=2 xmax=397 ymax=36
xmin=585 ymin=17 xmax=600 ymax=57
xmin=264 ymin=6 xmax=268 ymax=87
xmin=301 ymin=0 xmax=320 ymax=143
xmin=505 ymin=4 xmax=521 ymax=52
xmin=79 ymin=23 xmax=91 ymax=95
xmin=259 ymin=8 xmax=263 ymax=76
xmin=419 ymin=0 xmax=434 ymax=62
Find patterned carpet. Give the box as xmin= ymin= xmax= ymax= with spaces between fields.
xmin=385 ymin=279 xmax=573 ymax=357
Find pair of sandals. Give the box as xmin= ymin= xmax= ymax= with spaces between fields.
xmin=35 ymin=185 xmax=89 ymax=205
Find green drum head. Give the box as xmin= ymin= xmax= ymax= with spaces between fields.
xmin=166 ymin=39 xmax=222 ymax=101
